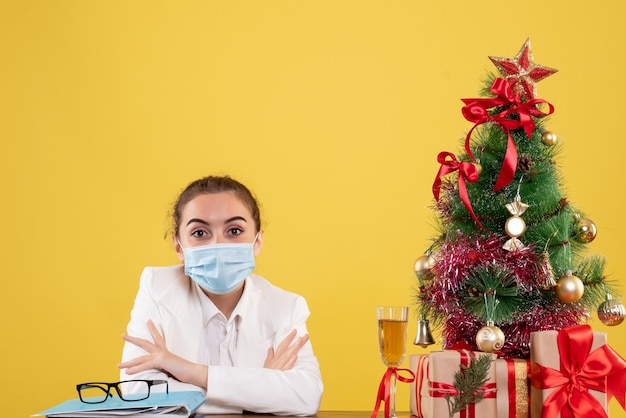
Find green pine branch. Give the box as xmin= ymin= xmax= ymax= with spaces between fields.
xmin=445 ymin=354 xmax=493 ymax=418
xmin=463 ymin=266 xmax=521 ymax=323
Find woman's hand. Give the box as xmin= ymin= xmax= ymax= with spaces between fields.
xmin=118 ymin=320 xmax=208 ymax=388
xmin=264 ymin=329 xmax=309 ymax=370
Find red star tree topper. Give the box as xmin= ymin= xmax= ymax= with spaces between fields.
xmin=489 ymin=38 xmax=558 ymax=100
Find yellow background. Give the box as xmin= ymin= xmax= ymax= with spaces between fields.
xmin=2 ymin=1 xmax=625 ymax=417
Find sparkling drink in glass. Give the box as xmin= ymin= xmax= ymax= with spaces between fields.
xmin=376 ymin=306 xmax=409 ymax=417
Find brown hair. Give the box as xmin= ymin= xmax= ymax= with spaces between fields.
xmin=171 ymin=176 xmax=261 ymax=238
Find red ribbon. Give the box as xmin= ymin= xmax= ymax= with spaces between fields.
xmin=447 ymin=341 xmax=475 ymax=351
xmin=461 ymin=77 xmax=554 ymax=191
xmin=430 ymin=382 xmax=497 ymax=418
xmin=432 ymin=151 xmax=484 ymax=231
xmin=530 ymin=325 xmax=626 ymax=418
xmin=504 ymin=358 xmax=530 ymax=418
xmin=506 ymin=359 xmax=516 ymax=418
xmin=429 ymin=351 xmax=496 ymax=418
xmin=371 ymin=367 xmax=415 ymax=418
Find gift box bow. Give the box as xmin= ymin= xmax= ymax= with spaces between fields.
xmin=530 ymin=324 xmax=626 ymax=418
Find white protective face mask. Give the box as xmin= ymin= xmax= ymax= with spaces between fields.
xmin=180 ymin=234 xmax=258 ymax=294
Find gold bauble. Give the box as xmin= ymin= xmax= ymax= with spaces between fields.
xmin=504 ymin=216 xmax=526 ymax=238
xmin=555 ymin=273 xmax=584 ymax=303
xmin=414 ymin=254 xmax=435 ymax=276
xmin=541 ymin=131 xmax=558 ymax=146
xmin=598 ymin=294 xmax=626 ymax=326
xmin=475 ymin=324 xmax=505 ymax=353
xmin=573 ymin=217 xmax=597 ymax=244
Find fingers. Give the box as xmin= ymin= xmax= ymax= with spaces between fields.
xmin=274 ymin=329 xmax=297 ymax=355
xmin=263 ymin=347 xmax=275 ymax=368
xmin=122 ymin=333 xmax=152 ymax=351
xmin=293 ymin=334 xmax=310 ymax=351
xmin=279 ymin=333 xmax=309 ymax=358
xmin=280 ymin=335 xmax=309 ymax=369
xmin=117 ymin=355 xmax=154 ymax=374
xmin=119 ymin=321 xmax=164 ymax=372
xmin=146 ymin=320 xmax=166 ymax=347
xmin=121 ymin=320 xmax=164 ymax=353
xmin=264 ymin=330 xmax=309 ymax=370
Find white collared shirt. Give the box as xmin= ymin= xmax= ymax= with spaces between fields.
xmin=196 ymin=280 xmax=249 ymax=366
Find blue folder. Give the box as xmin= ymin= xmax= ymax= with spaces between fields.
xmin=33 ymin=391 xmax=206 ymax=417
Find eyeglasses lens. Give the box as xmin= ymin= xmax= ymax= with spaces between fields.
xmin=119 ymin=381 xmax=150 ymax=401
xmin=78 ymin=384 xmax=109 ymax=403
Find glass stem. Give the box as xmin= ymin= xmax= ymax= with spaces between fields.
xmin=390 ymin=369 xmax=397 ymax=418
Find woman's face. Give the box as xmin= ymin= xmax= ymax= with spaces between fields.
xmin=174 ymin=191 xmax=263 ymax=262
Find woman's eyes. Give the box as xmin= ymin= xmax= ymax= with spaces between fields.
xmin=191 ymin=230 xmax=208 ymax=238
xmin=227 ymin=227 xmax=244 ymax=236
xmin=190 ymin=227 xmax=244 ymax=238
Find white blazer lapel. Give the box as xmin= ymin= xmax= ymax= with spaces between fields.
xmin=235 ymin=278 xmax=278 ymax=367
xmin=159 ymin=277 xmax=205 ymax=361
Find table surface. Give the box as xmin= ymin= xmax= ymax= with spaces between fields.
xmin=194 ymin=412 xmax=412 ymax=418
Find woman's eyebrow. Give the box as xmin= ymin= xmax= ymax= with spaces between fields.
xmin=186 ymin=216 xmax=247 ymax=226
xmin=187 ymin=218 xmax=210 ymax=226
xmin=225 ymin=216 xmax=247 ymax=224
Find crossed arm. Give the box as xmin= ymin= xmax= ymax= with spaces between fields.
xmin=118 ymin=319 xmax=310 ymax=388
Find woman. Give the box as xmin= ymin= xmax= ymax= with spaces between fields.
xmin=118 ymin=175 xmax=323 ymax=415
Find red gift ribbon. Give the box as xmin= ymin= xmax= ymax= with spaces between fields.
xmin=429 ymin=351 xmax=497 ymax=418
xmin=447 ymin=341 xmax=475 ymax=351
xmin=432 ymin=151 xmax=484 ymax=231
xmin=504 ymin=358 xmax=530 ymax=418
xmin=371 ymin=367 xmax=415 ymax=418
xmin=530 ymin=324 xmax=626 ymax=418
xmin=461 ymin=78 xmax=554 ymax=191
xmin=506 ymin=359 xmax=516 ymax=418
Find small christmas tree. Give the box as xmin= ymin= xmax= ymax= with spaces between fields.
xmin=414 ymin=39 xmax=625 ymax=359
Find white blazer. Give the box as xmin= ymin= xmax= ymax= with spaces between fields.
xmin=120 ymin=265 xmax=323 ymax=416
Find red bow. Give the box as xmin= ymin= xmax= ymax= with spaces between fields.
xmin=461 ymin=78 xmax=554 ymax=191
xmin=371 ymin=367 xmax=415 ymax=418
xmin=432 ymin=152 xmax=484 ymax=231
xmin=530 ymin=325 xmax=626 ymax=418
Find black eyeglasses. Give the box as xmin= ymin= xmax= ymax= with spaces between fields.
xmin=76 ymin=379 xmax=169 ymax=404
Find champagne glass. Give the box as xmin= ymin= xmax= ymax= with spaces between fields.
xmin=376 ymin=306 xmax=409 ymax=418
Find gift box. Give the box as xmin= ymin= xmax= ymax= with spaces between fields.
xmin=411 ymin=351 xmax=529 ymax=418
xmin=495 ymin=358 xmax=530 ymax=418
xmin=409 ymin=354 xmax=431 ymax=418
xmin=427 ymin=350 xmax=497 ymax=418
xmin=529 ymin=325 xmax=626 ymax=418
